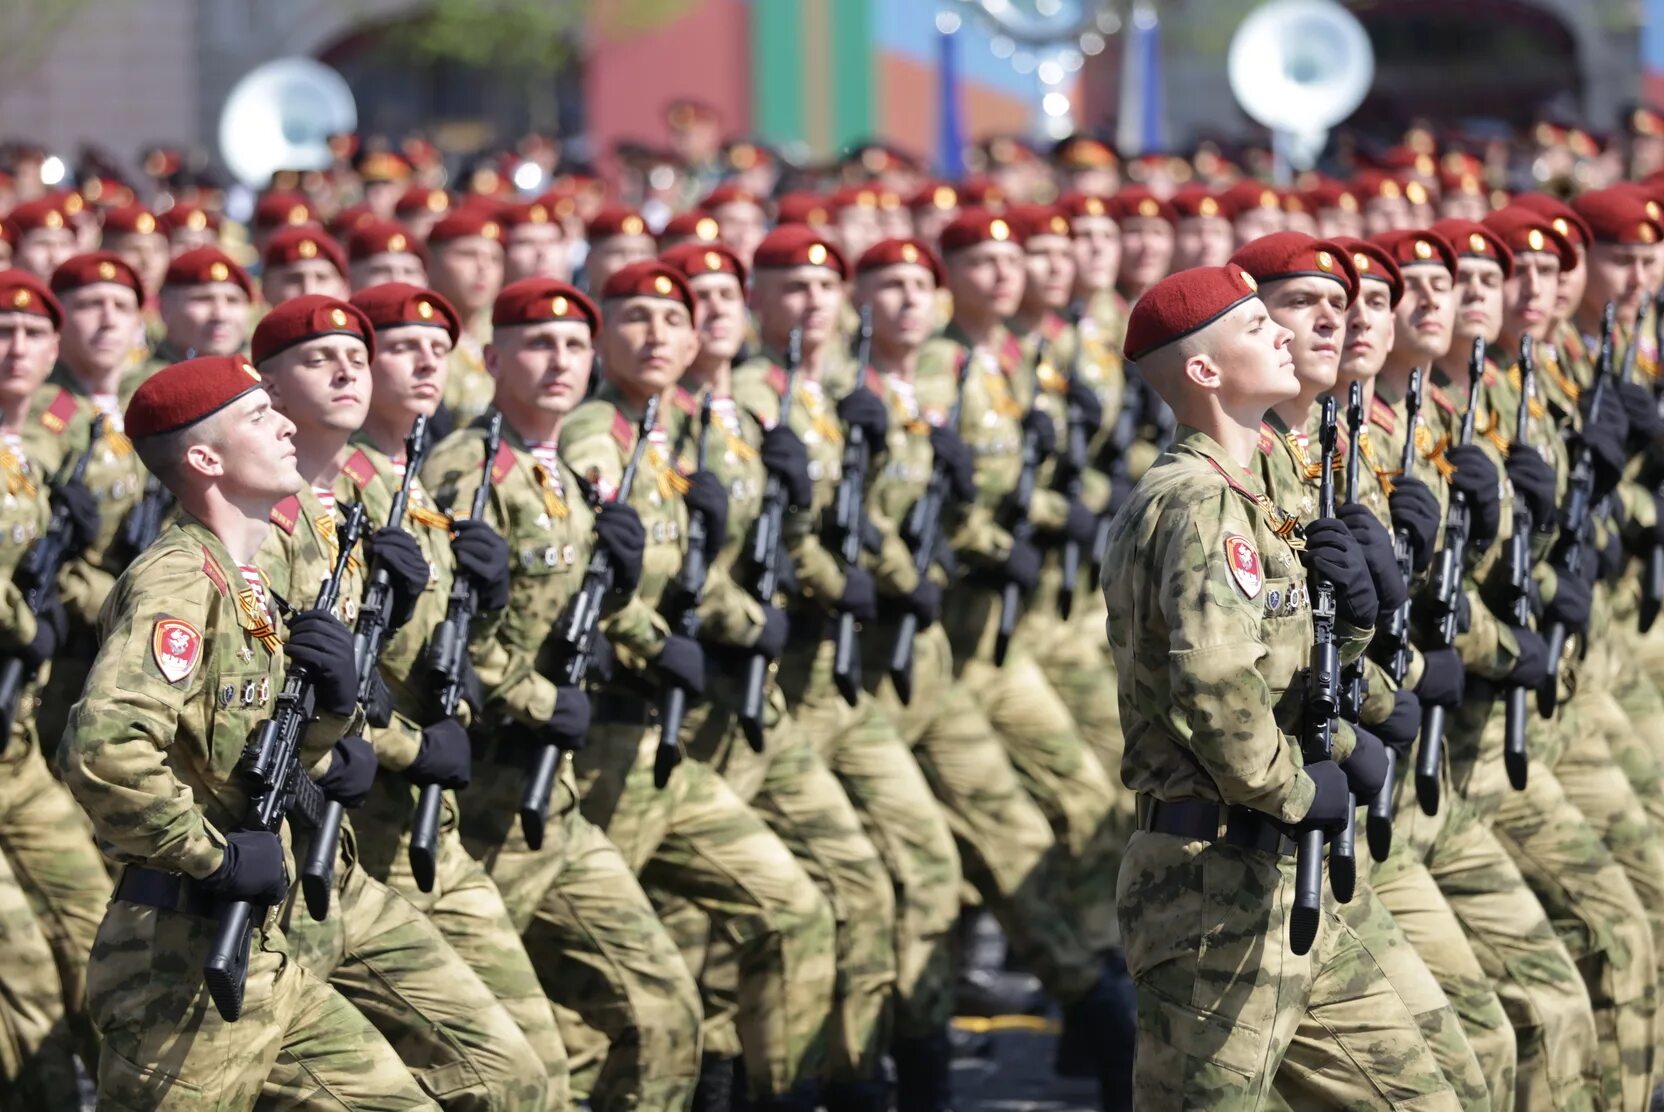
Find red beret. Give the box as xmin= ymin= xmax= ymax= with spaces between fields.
xmin=426 ymin=207 xmax=504 ymax=245
xmin=1570 ymin=187 xmax=1662 ymax=246
xmin=752 ymin=225 xmax=850 ymax=277
xmin=1329 ymin=237 xmax=1403 ymax=307
xmin=349 ymin=283 xmax=459 ymax=343
xmin=1369 ymin=229 xmax=1458 ymax=277
xmin=1351 ymin=172 xmax=1410 ymax=205
xmin=1170 ymin=184 xmax=1226 ymax=221
xmin=50 ymin=252 xmax=144 ymax=300
xmin=855 ymin=238 xmax=945 ymax=285
xmin=829 ymin=185 xmax=880 ymax=215
xmin=702 ymin=184 xmax=765 ymax=211
xmin=125 ymin=354 xmax=265 ymax=439
xmin=394 ymin=186 xmax=452 ymax=219
xmin=1429 ymin=219 xmax=1515 ymax=278
xmin=774 ymin=192 xmax=832 ymax=227
xmin=496 ymin=200 xmax=560 ymax=231
xmin=328 ymin=203 xmax=377 ymax=240
xmin=585 ymin=206 xmax=651 ymax=243
xmin=657 ymin=211 xmax=722 ymax=246
xmin=251 ymin=294 xmax=375 ymax=365
xmin=158 ymin=203 xmax=221 ymax=237
xmin=1304 ymin=179 xmax=1360 ymax=214
xmin=1482 ymin=207 xmax=1577 ymax=271
xmin=165 ymin=246 xmax=254 ymax=296
xmin=1438 ymin=168 xmax=1486 ymax=198
xmin=1229 ymin=231 xmax=1360 ymax=303
xmin=101 ymin=204 xmax=161 ymax=238
xmin=346 ymin=220 xmax=427 ymax=264
xmin=907 ymin=182 xmax=961 ymax=213
xmin=1510 ymin=193 xmax=1593 ymax=249
xmin=956 ymin=178 xmax=1006 ymax=210
xmin=1124 ymin=263 xmax=1262 ymax=361
xmin=0 ymin=269 xmax=61 ymax=328
xmin=6 ymin=198 xmax=69 ymax=236
xmin=1005 ymin=204 xmax=1072 ymax=242
xmin=252 ymin=191 xmax=315 ymax=231
xmin=938 ymin=208 xmax=1022 ymax=254
xmin=1281 ymin=192 xmax=1308 ymax=216
xmin=660 ymin=242 xmax=748 ymax=288
xmin=1108 ymin=187 xmax=1177 ymax=225
xmin=1217 ymin=180 xmax=1282 ymax=220
xmin=263 ymin=225 xmax=347 ymax=276
xmin=493 ymin=277 xmax=600 ymax=333
xmin=1054 ymin=135 xmax=1118 ymax=170
xmin=599 ymin=260 xmax=696 ymax=314
xmin=530 ymin=190 xmax=580 ymax=222
xmin=1057 ymin=192 xmax=1112 ymax=221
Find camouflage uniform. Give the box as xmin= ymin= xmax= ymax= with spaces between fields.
xmin=558 ymin=386 xmax=839 ymax=1098
xmin=425 ymin=419 xmax=704 ymax=1110
xmin=58 ymin=516 xmax=434 ymax=1108
xmin=443 ymin=314 xmax=497 ymax=427
xmin=1102 ymin=425 xmax=1459 ymax=1110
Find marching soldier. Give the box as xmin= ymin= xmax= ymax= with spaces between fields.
xmin=428 ymin=209 xmax=506 ymax=426
xmin=128 ymin=245 xmax=257 ymax=392
xmin=346 ymin=220 xmax=428 ymax=292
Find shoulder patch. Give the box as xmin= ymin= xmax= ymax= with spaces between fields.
xmin=1257 ymin=423 xmax=1276 ymax=455
xmin=1224 ymin=534 xmax=1263 ymax=599
xmin=767 ymin=366 xmax=788 ymax=395
xmin=200 ymin=549 xmax=229 ymax=597
xmin=151 ymin=617 xmax=202 ymax=684
xmin=672 ymin=387 xmax=698 ymax=416
xmin=1368 ymin=394 xmax=1397 ymax=434
xmin=610 ymin=410 xmax=634 ymax=451
xmin=490 ymin=438 xmax=517 ymax=484
xmin=340 ymin=448 xmax=377 ymax=489
xmin=1429 ymin=384 xmax=1457 ymax=415
xmin=270 ymin=495 xmax=301 ymax=535
xmin=39 ymin=388 xmax=78 ymax=435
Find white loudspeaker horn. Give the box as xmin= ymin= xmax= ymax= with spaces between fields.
xmin=1229 ymin=0 xmax=1373 ymax=178
xmin=219 ymin=57 xmax=358 ymax=188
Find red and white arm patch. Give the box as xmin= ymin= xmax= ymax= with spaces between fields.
xmin=1224 ymin=534 xmax=1263 ymax=599
xmin=151 ymin=617 xmax=203 ymax=684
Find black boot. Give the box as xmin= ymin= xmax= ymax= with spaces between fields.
xmin=893 ymin=1027 xmax=954 ymax=1112
xmin=691 ymin=1054 xmax=736 ymax=1112
xmin=823 ymin=1076 xmax=890 ymax=1111
xmin=1055 ymin=954 xmax=1136 ymax=1112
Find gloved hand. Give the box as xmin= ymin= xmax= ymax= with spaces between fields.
xmin=835 ymin=567 xmax=877 ymax=621
xmin=285 ymin=609 xmax=358 ymax=716
xmin=1341 ymin=725 xmax=1390 ymax=797
xmin=363 ymin=668 xmax=394 ymax=729
xmin=1617 ymin=380 xmax=1663 ymax=452
xmin=1337 ymin=503 xmax=1407 ymax=618
xmin=927 ymin=424 xmax=977 ymax=504
xmin=1372 ymin=689 xmax=1423 ymax=756
xmin=1052 ymin=500 xmax=1098 ymax=547
xmin=407 ymin=718 xmax=472 ymax=790
xmin=752 ymin=606 xmax=789 ymax=659
xmin=1445 ymin=445 xmax=1502 ymax=548
xmin=51 ymin=479 xmax=99 ymax=556
xmin=1003 ymin=539 xmax=1042 ymax=595
xmin=836 ymin=387 xmax=889 ymax=445
xmin=682 ymin=471 xmax=728 ymax=561
xmin=316 ymin=736 xmax=377 ymax=808
xmin=200 ymin=830 xmax=289 ymax=905
xmin=594 ymin=503 xmax=645 ymax=595
xmin=760 ymin=423 xmax=813 ymax=509
xmin=1505 ymin=626 xmax=1549 ymax=688
xmin=1597 ymin=526 xmax=1626 ymax=583
xmin=545 ymin=685 xmax=591 ymax=746
xmin=17 ymin=592 xmax=65 ymax=670
xmin=1065 ymin=377 xmax=1104 ymax=433
xmin=902 ymin=579 xmax=942 ymax=624
xmin=1415 ymin=647 xmax=1466 ymax=708
xmin=1388 ymin=477 xmax=1441 ymax=574
xmin=365 ymin=527 xmax=430 ymax=630
xmin=450 ymin=518 xmax=510 ymax=611
xmin=1020 ymin=408 xmax=1057 ymax=459
xmin=654 ymin=634 xmax=706 ymax=695
xmin=1543 ymin=565 xmax=1592 ymax=631
xmin=1300 ymin=760 xmax=1353 ymax=832
xmin=1505 ymin=447 xmax=1558 ymax=527
xmin=1299 ymin=518 xmax=1379 ymax=628
xmin=1577 ymin=392 xmax=1630 ymax=499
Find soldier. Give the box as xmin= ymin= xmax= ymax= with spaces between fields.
xmin=1219 ymin=181 xmax=1286 ymax=247
xmin=500 ymin=200 xmax=571 ymax=284
xmin=701 ymin=184 xmax=768 ymax=271
xmin=5 ymin=200 xmax=76 ymax=280
xmin=158 ymin=203 xmax=221 ymax=256
xmin=1102 ymin=262 xmax=1460 ymax=1110
xmin=131 ymin=246 xmax=256 ymax=388
xmin=1107 ymin=188 xmax=1174 ymax=305
xmin=58 ymin=353 xmax=436 ymax=1107
xmin=347 ymin=220 xmax=429 ymax=291
xmin=428 ymin=208 xmax=506 ymax=426
xmin=581 ymin=207 xmax=656 ymax=294
xmin=263 ymin=225 xmax=351 ymax=306
xmin=250 ymin=190 xmax=316 ymax=255
xmin=424 ymin=276 xmax=705 ymax=1111
xmin=1171 ymin=185 xmax=1234 ymax=269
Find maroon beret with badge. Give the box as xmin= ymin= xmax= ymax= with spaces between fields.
xmin=702 ymin=184 xmax=765 ymax=211
xmin=50 ymin=252 xmax=144 ymax=300
xmin=349 ymin=283 xmax=459 ymax=344
xmin=251 ymin=294 xmax=375 ymax=365
xmin=165 ymin=246 xmax=254 ymax=297
xmin=907 ymin=181 xmax=960 ymax=214
xmin=1107 ymin=186 xmax=1177 ymax=226
xmin=263 ymin=225 xmax=348 ymax=277
xmin=856 ymin=238 xmax=946 ymax=286
xmin=1569 ymin=188 xmax=1662 ymax=247
xmin=1482 ymin=208 xmax=1577 ymax=271
xmin=493 ymin=277 xmax=600 ymax=333
xmin=0 ymin=269 xmax=61 ymax=328
xmin=1510 ymin=194 xmax=1593 ymax=249
xmin=1170 ymin=184 xmax=1227 ymax=222
xmin=1005 ymin=203 xmax=1072 ymax=243
xmin=1216 ymin=180 xmax=1282 ymax=220
xmin=101 ymin=204 xmax=161 ymax=239
xmin=1229 ymin=231 xmax=1360 ymax=304
xmin=394 ymin=186 xmax=452 ymax=220
xmin=5 ymin=198 xmax=69 ymax=236
xmin=598 ymin=260 xmax=695 ymax=313
xmin=585 ymin=205 xmax=651 ymax=244
xmin=1328 ymin=237 xmax=1403 ymax=307
xmin=252 ymin=191 xmax=315 ymax=232
xmin=752 ymin=225 xmax=850 ymax=277
xmin=774 ymin=192 xmax=833 ymax=228
xmin=938 ymin=208 xmax=1022 ymax=255
xmin=1056 ymin=192 xmax=1112 ymax=222
xmin=426 ymin=207 xmax=503 ymax=245
xmin=158 ymin=202 xmax=221 ymax=237
xmin=1429 ymin=218 xmax=1515 ymax=278
xmin=1123 ymin=263 xmax=1262 ymax=362
xmin=1369 ymin=228 xmax=1458 ymax=277
xmin=658 ymin=211 xmax=722 ymax=246
xmin=660 ymin=242 xmax=748 ymax=288
xmin=126 ymin=354 xmax=264 ymax=439
xmin=346 ymin=220 xmax=428 ymax=264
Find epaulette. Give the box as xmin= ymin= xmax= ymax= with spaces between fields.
xmin=1368 ymin=394 xmax=1397 ymax=434
xmin=1040 ymin=312 xmax=1067 ymax=342
xmin=672 ymin=387 xmax=698 ymax=416
xmin=767 ymin=365 xmax=789 ymax=396
xmin=1428 ymin=384 xmax=1457 ymax=415
xmin=864 ymin=367 xmax=884 ymax=395
xmin=1257 ymin=423 xmax=1276 ymax=455
xmin=270 ymin=495 xmax=301 ymax=535
xmin=201 ymin=549 xmax=229 ymax=597
xmin=610 ymin=409 xmax=634 ymax=451
xmin=489 ymin=437 xmax=516 ymax=484
xmin=39 ymin=388 xmax=77 ymax=435
xmin=999 ymin=334 xmax=1024 ymax=374
xmin=340 ymin=448 xmax=377 ymax=490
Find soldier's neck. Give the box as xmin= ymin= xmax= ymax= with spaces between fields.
xmin=683 ymin=354 xmax=732 ymax=397
xmin=949 ymin=311 xmax=1001 ymax=350
xmin=1378 ymin=353 xmax=1421 ymax=398
xmin=188 ymin=491 xmax=272 ymax=565
xmin=870 ymin=337 xmax=916 ymax=380
xmin=291 ymin=429 xmax=350 ymax=490
xmin=1009 ymin=302 xmax=1047 ymax=335
xmin=1187 ymin=406 xmax=1265 ymax=469
xmin=1271 ymin=379 xmax=1325 ymax=428
xmin=61 ymin=355 xmax=122 ymax=398
xmin=502 ymin=405 xmax=562 ymax=446
xmin=763 ymin=333 xmax=828 ymax=380
xmin=359 ymin=409 xmax=416 ymax=460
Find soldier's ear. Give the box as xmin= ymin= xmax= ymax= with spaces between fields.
xmin=183 ymin=440 xmax=223 ymax=479
xmin=1184 ymin=351 xmax=1222 ymax=391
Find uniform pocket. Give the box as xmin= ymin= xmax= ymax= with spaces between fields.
xmin=1136 ymin=981 xmax=1267 ymax=1081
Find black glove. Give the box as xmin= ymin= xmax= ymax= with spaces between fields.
xmin=51 ymin=479 xmax=99 ymax=556
xmin=1003 ymin=539 xmax=1042 ymax=595
xmin=594 ymin=503 xmax=645 ymax=595
xmin=1618 ymin=380 xmax=1663 ymax=452
xmin=365 ymin=527 xmax=430 ymax=630
xmin=1300 ymin=760 xmax=1353 ymax=832
xmin=1543 ymin=565 xmax=1592 ymax=630
xmin=1597 ymin=526 xmax=1626 ymax=583
xmin=545 ymin=685 xmax=591 ymax=746
xmin=316 ymin=736 xmax=377 ymax=808
xmin=200 ymin=830 xmax=289 ymax=905
xmin=1388 ymin=478 xmax=1441 ymax=574
xmin=450 ymin=518 xmax=510 ymax=612
xmin=1052 ymin=500 xmax=1098 ymax=547
xmin=1299 ymin=518 xmax=1379 ymax=628
xmin=16 ymin=593 xmax=64 ymax=670
xmin=1065 ymin=377 xmax=1104 ymax=433
xmin=1577 ymin=394 xmax=1630 ymax=498
xmin=928 ymin=424 xmax=977 ymax=504
xmin=285 ymin=609 xmax=358 ymax=716
xmin=1337 ymin=503 xmax=1407 ymax=618
xmin=682 ymin=471 xmax=728 ymax=562
xmin=902 ymin=579 xmax=942 ymax=624
xmin=753 ymin=606 xmax=789 ymax=659
xmin=1504 ymin=447 xmax=1558 ymax=528
xmin=1020 ymin=408 xmax=1057 ymax=459
xmin=1415 ymin=647 xmax=1466 ymax=708
xmin=836 ymin=387 xmax=889 ymax=445
xmin=1651 ymin=491 xmax=1664 ymax=546
xmin=1372 ymin=689 xmax=1423 ymax=756
xmin=760 ymin=423 xmax=813 ymax=509
xmin=1341 ymin=725 xmax=1390 ymax=797
xmin=1505 ymin=626 xmax=1549 ymax=688
xmin=1445 ymin=445 xmax=1502 ymax=548
xmin=654 ymin=634 xmax=706 ymax=695
xmin=363 ymin=668 xmax=394 ymax=729
xmin=835 ymin=567 xmax=877 ymax=621
xmin=407 ymin=718 xmax=472 ymax=789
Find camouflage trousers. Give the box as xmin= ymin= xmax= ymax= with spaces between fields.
xmin=459 ymin=745 xmax=702 ymax=1111
xmin=778 ymin=637 xmax=961 ymax=1044
xmin=869 ymin=623 xmax=1103 ymax=1005
xmin=1118 ymin=830 xmax=1461 ymax=1110
xmin=282 ymin=826 xmax=552 ymax=1110
xmin=86 ymin=899 xmax=435 ymax=1109
xmin=0 ymin=844 xmax=79 ymax=1108
xmin=574 ymin=719 xmax=837 ymax=1098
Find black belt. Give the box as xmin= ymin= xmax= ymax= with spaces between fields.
xmin=592 ymin=691 xmax=657 ymax=726
xmin=1140 ymin=798 xmax=1295 ymax=857
xmin=114 ymin=865 xmax=219 ymax=918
